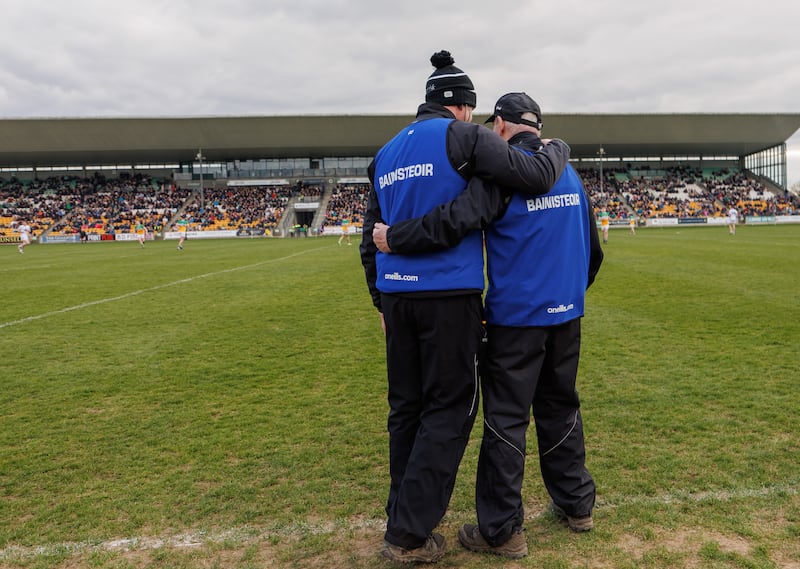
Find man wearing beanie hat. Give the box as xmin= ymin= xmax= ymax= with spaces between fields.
xmin=424 ymin=50 xmax=477 ymax=108
xmin=372 ymin=92 xmax=603 ymax=559
xmin=361 ymin=54 xmax=572 ymax=563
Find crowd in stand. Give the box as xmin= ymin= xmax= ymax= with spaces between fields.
xmin=0 ymin=174 xmax=195 ymax=237
xmin=577 ymin=169 xmax=631 ymax=220
xmin=2 ymin=168 xmax=799 ymax=239
xmin=706 ymin=171 xmax=797 ymax=215
xmin=60 ymin=183 xmax=192 ymax=236
xmin=0 ymin=176 xmax=328 ymax=237
xmin=323 ymin=183 xmax=370 ymax=229
xmin=182 ymin=185 xmax=293 ymax=232
xmin=578 ymin=166 xmax=798 ymax=221
xmin=179 ymin=182 xmax=326 ymax=233
xmin=0 ymin=186 xmax=63 ymax=236
xmin=295 ymin=182 xmax=323 ymax=201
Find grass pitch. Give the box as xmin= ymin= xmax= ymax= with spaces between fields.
xmin=1 ymin=227 xmax=798 ymax=568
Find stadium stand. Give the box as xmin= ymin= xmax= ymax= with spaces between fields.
xmin=1 ymin=113 xmax=798 ymax=241
xmin=578 ymin=166 xmax=799 ymax=223
xmin=182 ymin=185 xmax=292 ymax=232
xmin=322 ymin=183 xmax=370 ymax=231
xmin=2 ymin=165 xmax=799 ymax=242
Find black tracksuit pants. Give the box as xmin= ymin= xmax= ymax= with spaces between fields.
xmin=381 ymin=293 xmax=482 ymax=549
xmin=476 ymin=319 xmax=595 ymax=546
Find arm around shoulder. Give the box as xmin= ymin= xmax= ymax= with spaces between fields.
xmin=386 ymin=178 xmax=509 ymax=254
xmin=466 ymin=125 xmax=571 ymax=195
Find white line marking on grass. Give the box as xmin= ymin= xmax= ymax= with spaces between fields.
xmin=1 ymin=482 xmax=796 ymax=562
xmin=0 ymin=246 xmax=330 ymax=330
xmin=0 ymin=264 xmax=54 ymax=273
xmin=0 ymin=520 xmax=387 ymax=562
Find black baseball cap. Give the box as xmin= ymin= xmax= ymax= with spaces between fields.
xmin=485 ymin=92 xmax=542 ymax=129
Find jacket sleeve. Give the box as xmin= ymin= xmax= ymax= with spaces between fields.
xmin=385 ymin=178 xmax=510 ymax=254
xmin=359 ymin=162 xmax=383 ymax=311
xmin=448 ymin=122 xmax=571 ymax=195
xmin=585 ymin=188 xmax=604 ymax=288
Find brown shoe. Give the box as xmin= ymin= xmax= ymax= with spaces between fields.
xmin=457 ymin=523 xmax=528 ymax=559
xmin=381 ymin=533 xmax=446 ymax=564
xmin=550 ymin=502 xmax=594 ymax=532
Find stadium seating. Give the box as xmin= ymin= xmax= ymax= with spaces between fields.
xmin=2 ymin=167 xmax=798 ymax=239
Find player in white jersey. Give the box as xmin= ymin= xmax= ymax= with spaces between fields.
xmin=17 ymin=221 xmax=32 ymax=254
xmin=727 ymin=206 xmax=739 ymax=235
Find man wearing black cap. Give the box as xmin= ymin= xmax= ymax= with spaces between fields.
xmin=372 ymin=92 xmax=603 ymax=560
xmin=360 ymin=56 xmax=572 ymax=563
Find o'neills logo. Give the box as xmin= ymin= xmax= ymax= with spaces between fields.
xmin=547 ymin=303 xmax=574 ymax=314
xmin=384 ymin=272 xmax=419 ymax=282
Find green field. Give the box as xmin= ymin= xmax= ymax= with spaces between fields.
xmin=1 ymin=227 xmax=798 ymax=569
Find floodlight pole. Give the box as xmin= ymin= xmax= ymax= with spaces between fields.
xmin=196 ymin=150 xmax=204 ymax=209
xmin=598 ymin=146 xmax=605 ymax=195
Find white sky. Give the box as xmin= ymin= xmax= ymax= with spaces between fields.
xmin=2 ymin=0 xmax=799 ymax=185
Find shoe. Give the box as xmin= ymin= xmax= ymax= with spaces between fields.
xmin=381 ymin=533 xmax=446 ymax=564
xmin=457 ymin=524 xmax=527 ymax=559
xmin=550 ymin=502 xmax=594 ymax=532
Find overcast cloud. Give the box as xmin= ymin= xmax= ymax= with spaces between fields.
xmin=2 ymin=0 xmax=799 ymax=184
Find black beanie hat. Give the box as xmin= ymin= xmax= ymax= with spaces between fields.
xmin=425 ymin=50 xmax=477 ymax=108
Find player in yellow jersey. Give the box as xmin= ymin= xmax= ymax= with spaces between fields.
xmin=338 ymin=217 xmax=352 ymax=245
xmin=175 ymin=217 xmax=189 ymax=250
xmin=598 ymin=208 xmax=610 ymax=244
xmin=135 ymin=222 xmax=147 ymax=248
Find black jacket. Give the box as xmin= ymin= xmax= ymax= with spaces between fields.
xmin=360 ymin=104 xmax=571 ymax=310
xmin=385 ymin=130 xmax=604 ymax=288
